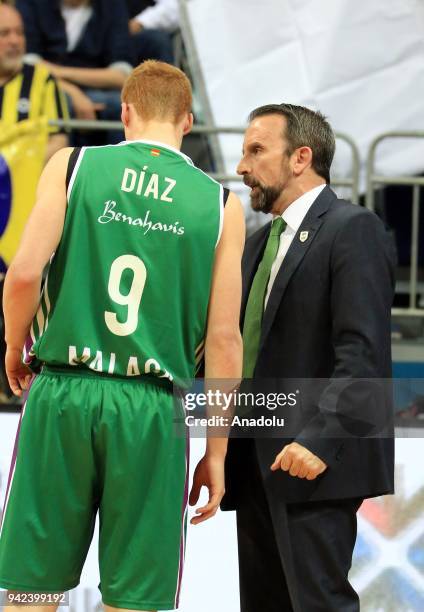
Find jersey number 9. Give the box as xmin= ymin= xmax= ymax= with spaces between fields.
xmin=104 ymin=254 xmax=147 ymax=336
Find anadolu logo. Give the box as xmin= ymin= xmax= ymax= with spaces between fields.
xmin=0 ymin=154 xmax=12 ymax=273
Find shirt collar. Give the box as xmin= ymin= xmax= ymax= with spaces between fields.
xmin=277 ymin=184 xmax=326 ymax=232
xmin=117 ymin=138 xmax=194 ymax=165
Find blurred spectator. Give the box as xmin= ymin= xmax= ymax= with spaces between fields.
xmin=127 ymin=0 xmax=179 ymax=65
xmin=0 ymin=2 xmax=70 ymax=402
xmin=0 ymin=2 xmax=68 ymax=161
xmin=16 ymin=0 xmax=133 ymax=143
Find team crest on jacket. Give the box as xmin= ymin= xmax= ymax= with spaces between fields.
xmin=299 ymin=230 xmax=309 ymax=242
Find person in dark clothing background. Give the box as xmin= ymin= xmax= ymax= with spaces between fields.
xmin=16 ymin=0 xmax=132 ymax=142
xmin=127 ymin=0 xmax=178 ymax=65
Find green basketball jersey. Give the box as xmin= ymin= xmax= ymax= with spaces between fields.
xmin=25 ymin=140 xmax=224 ymax=386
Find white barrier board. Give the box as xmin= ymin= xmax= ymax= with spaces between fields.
xmin=1 ymin=413 xmax=423 ymax=610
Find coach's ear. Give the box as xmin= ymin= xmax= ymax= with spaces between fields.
xmin=182 ymin=112 xmax=194 ymax=136
xmin=121 ymin=102 xmax=130 ymax=128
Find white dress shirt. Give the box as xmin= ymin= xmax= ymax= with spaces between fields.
xmin=61 ymin=5 xmax=93 ymax=52
xmin=25 ymin=6 xmax=93 ymax=64
xmin=264 ymin=184 xmax=326 ymax=308
xmin=135 ymin=0 xmax=179 ymax=32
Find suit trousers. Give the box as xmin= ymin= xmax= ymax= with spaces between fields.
xmin=236 ymin=441 xmax=363 ymax=612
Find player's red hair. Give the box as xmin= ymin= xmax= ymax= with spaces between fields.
xmin=122 ymin=60 xmax=192 ymax=123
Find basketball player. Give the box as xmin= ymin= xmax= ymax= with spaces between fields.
xmin=0 ymin=61 xmax=244 ymax=612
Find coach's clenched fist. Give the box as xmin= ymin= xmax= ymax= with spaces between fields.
xmin=270 ymin=442 xmax=328 ymax=480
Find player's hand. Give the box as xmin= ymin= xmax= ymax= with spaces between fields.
xmin=5 ymin=347 xmax=32 ymax=397
xmin=189 ymin=454 xmax=225 ymax=525
xmin=270 ymin=442 xmax=327 ymax=480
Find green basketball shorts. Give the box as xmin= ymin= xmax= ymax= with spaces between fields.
xmin=0 ymin=366 xmax=189 ymax=611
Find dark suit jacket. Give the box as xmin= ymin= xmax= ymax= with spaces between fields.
xmin=222 ymin=186 xmax=396 ymax=508
xmin=17 ymin=0 xmax=131 ymax=68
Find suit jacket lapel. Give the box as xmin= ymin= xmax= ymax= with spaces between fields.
xmin=258 ymin=186 xmax=337 ymax=352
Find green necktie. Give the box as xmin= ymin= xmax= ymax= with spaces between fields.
xmin=242 ymin=217 xmax=286 ymax=378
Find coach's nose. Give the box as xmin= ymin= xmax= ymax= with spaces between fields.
xmin=237 ymin=155 xmax=249 ymax=176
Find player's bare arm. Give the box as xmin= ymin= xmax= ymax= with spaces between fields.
xmin=45 ymin=133 xmax=69 ymax=163
xmin=3 ymin=147 xmax=72 ymax=396
xmin=189 ymin=192 xmax=245 ymax=525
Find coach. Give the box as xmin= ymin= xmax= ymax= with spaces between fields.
xmin=222 ymin=104 xmax=396 ymax=611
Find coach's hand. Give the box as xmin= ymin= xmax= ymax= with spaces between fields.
xmin=271 ymin=442 xmax=327 ymax=480
xmin=189 ymin=454 xmax=225 ymax=525
xmin=6 ymin=347 xmax=32 ymax=397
